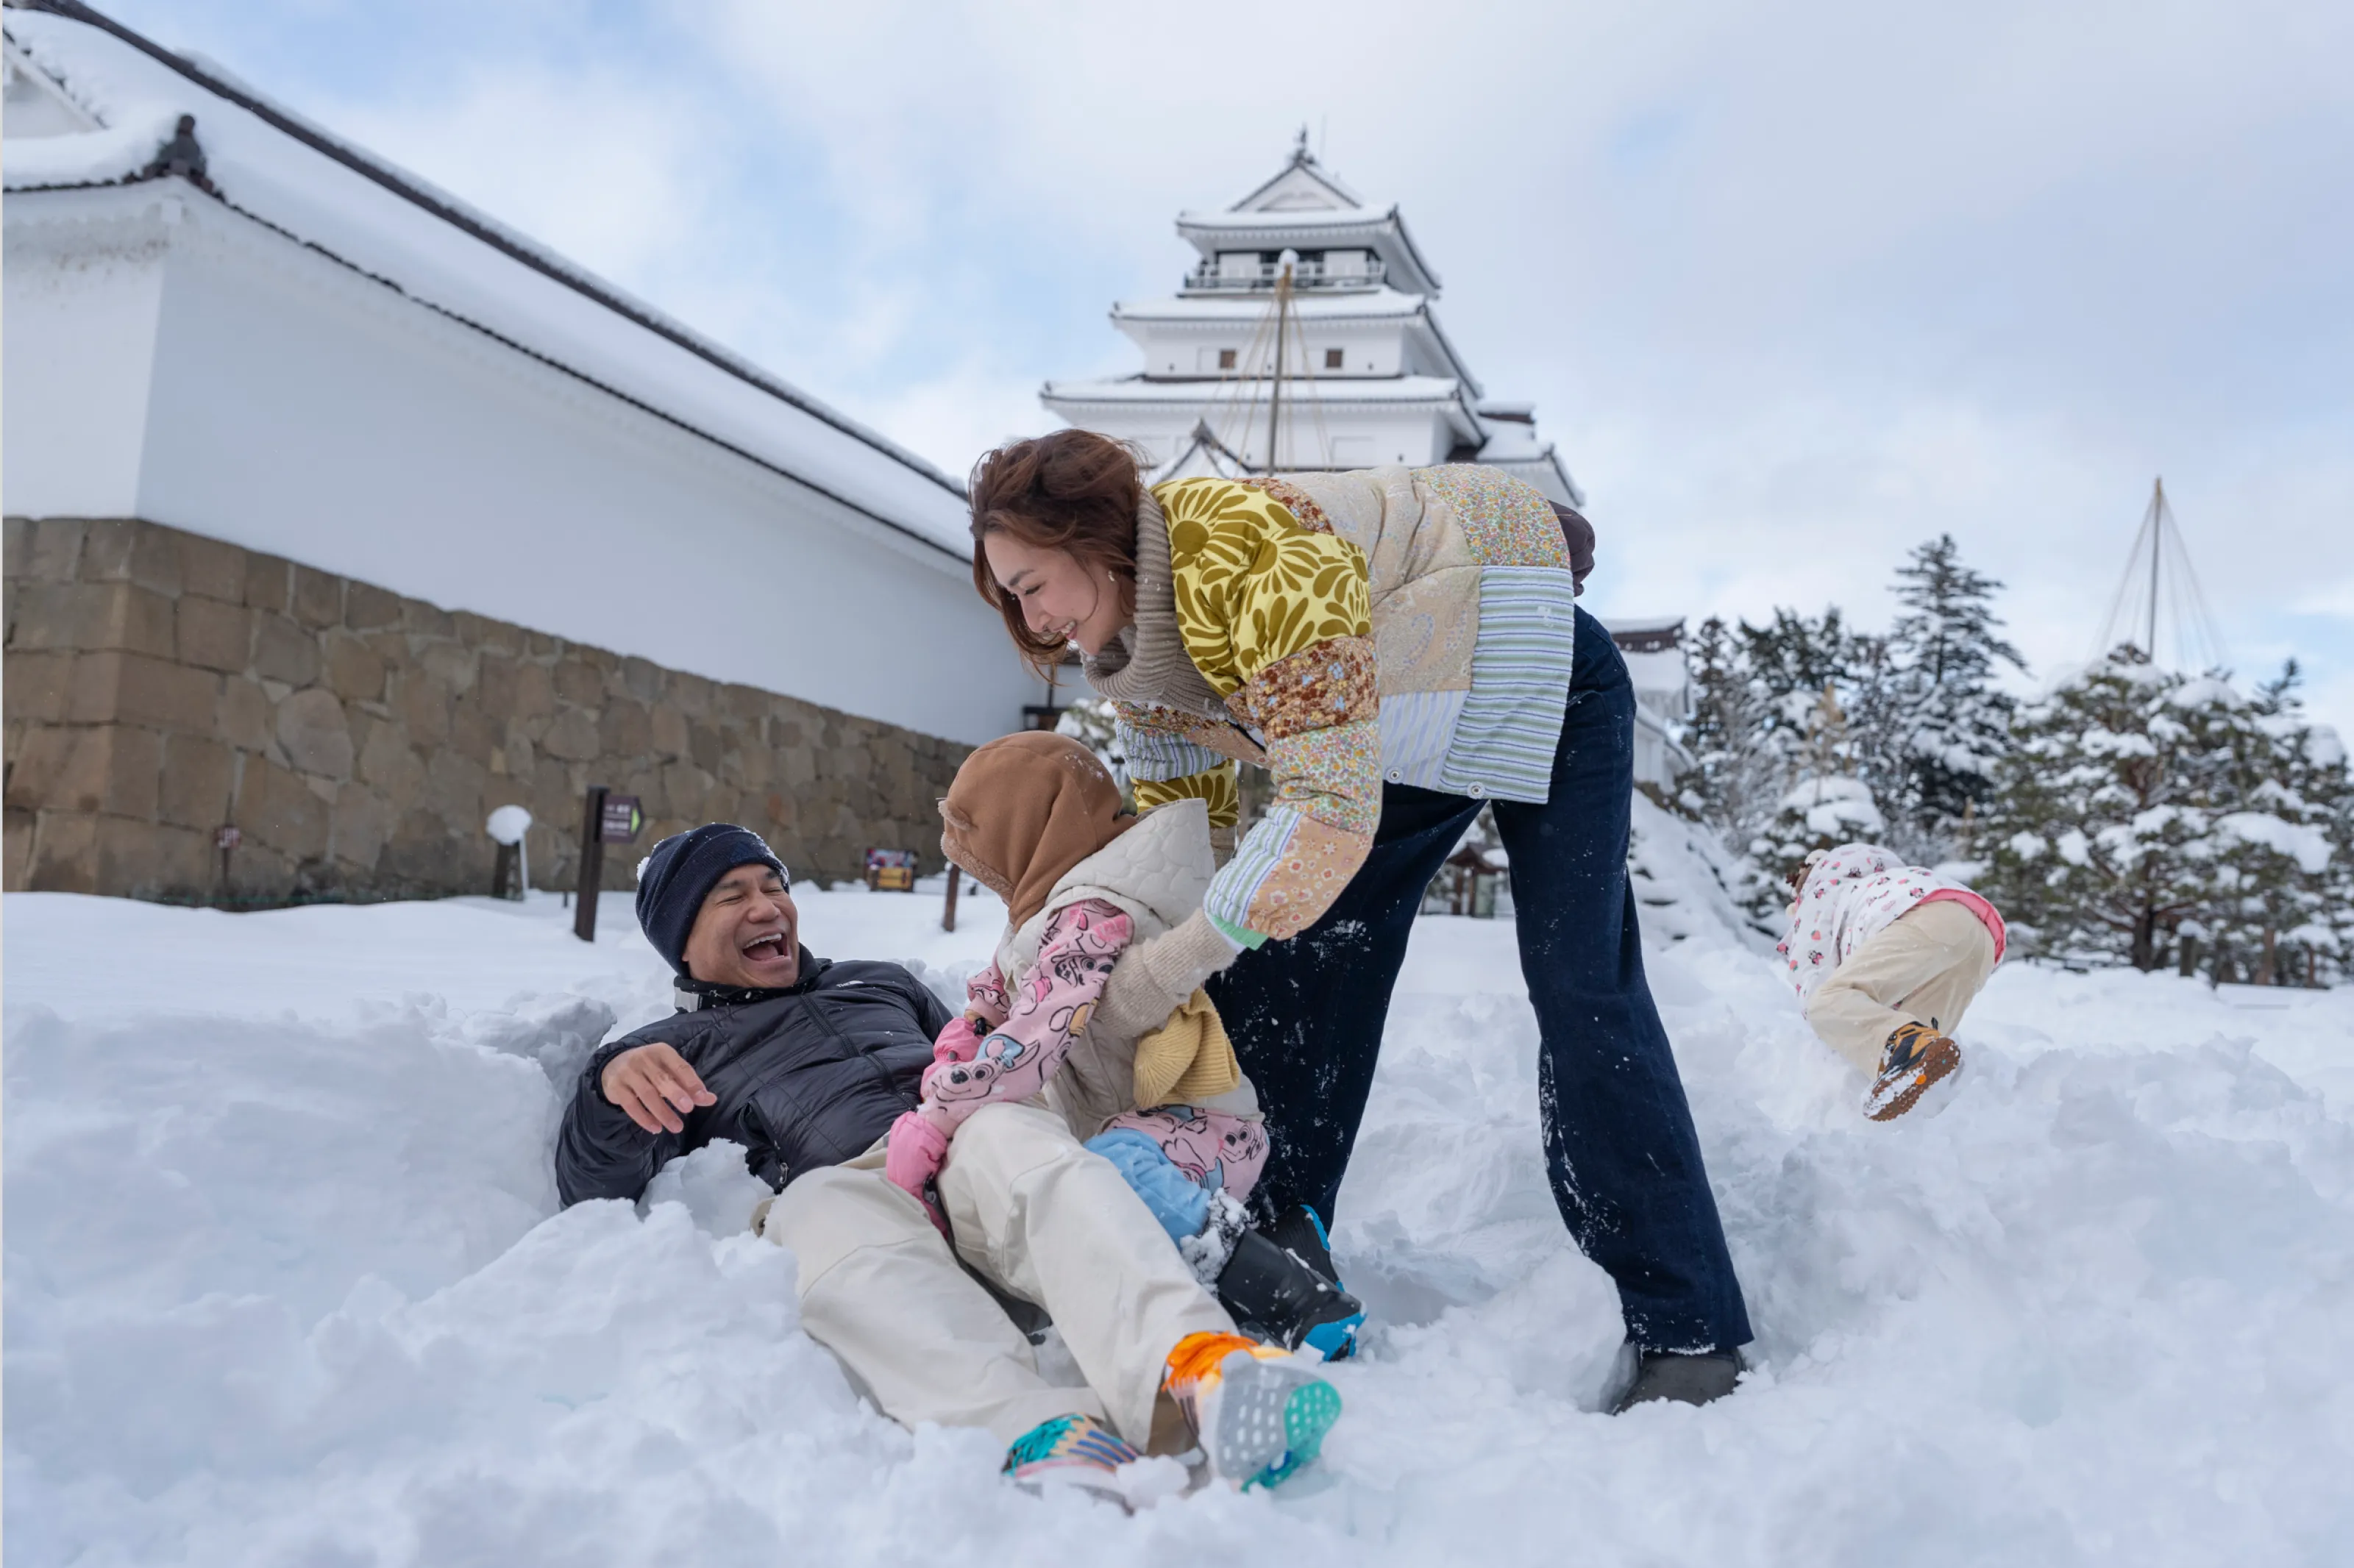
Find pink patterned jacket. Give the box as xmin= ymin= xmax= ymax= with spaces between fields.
xmin=920 ymin=897 xmax=1268 ymax=1201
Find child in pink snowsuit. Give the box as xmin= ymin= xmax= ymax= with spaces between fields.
xmin=1779 ymin=843 xmax=2008 ymax=1120
xmin=886 ymin=731 xmax=1268 ymax=1252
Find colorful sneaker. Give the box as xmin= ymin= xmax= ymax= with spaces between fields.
xmin=1163 ymin=1330 xmax=1343 ymax=1490
xmin=1865 ymin=1021 xmax=1962 ymax=1122
xmin=1002 ymin=1412 xmax=1138 ymax=1501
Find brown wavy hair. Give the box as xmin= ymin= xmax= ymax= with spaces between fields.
xmin=968 ymin=430 xmax=1143 ymax=674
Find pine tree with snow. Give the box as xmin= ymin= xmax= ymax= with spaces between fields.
xmin=1743 ymin=685 xmax=1887 ymax=926
xmin=1980 ymin=652 xmax=2224 ymax=970
xmin=1675 ymin=616 xmax=1782 ymax=847
xmin=2213 ymin=662 xmax=2350 ymax=985
xmin=1885 ymin=535 xmax=2027 ymax=857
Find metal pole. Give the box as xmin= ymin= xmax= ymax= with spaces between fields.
xmin=942 ymin=863 xmax=961 ymax=933
xmin=1264 ymin=263 xmax=1291 ymax=471
xmin=574 ymin=785 xmax=608 ymax=942
xmin=2145 ymin=477 xmax=2164 ymax=660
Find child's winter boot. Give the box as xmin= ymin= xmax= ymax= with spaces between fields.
xmin=1002 ymin=1411 xmax=1138 ymax=1503
xmin=1865 ymin=1020 xmax=1961 ymax=1121
xmin=1162 ymin=1330 xmax=1342 ymax=1490
xmin=1216 ymin=1230 xmax=1365 ymax=1361
xmin=1262 ymin=1202 xmax=1362 ymax=1361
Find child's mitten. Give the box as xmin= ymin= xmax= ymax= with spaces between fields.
xmin=884 ymin=1110 xmax=950 ymax=1202
xmin=1087 ymin=1128 xmax=1210 ymax=1241
xmin=931 ymin=1015 xmax=986 ymax=1068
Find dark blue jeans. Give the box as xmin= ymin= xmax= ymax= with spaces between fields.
xmin=1207 ymin=606 xmax=1753 ymax=1352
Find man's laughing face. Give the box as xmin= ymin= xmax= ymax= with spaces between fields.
xmin=682 ymin=862 xmax=800 ymax=988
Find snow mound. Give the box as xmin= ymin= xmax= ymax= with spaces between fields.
xmin=7 ymin=886 xmax=2354 ymax=1564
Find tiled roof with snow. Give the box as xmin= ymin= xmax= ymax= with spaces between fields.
xmin=1 ymin=4 xmax=974 ymax=561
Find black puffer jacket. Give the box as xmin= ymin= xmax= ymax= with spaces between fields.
xmin=555 ymin=949 xmax=953 ymax=1206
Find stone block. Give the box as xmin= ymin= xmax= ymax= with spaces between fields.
xmin=69 ymin=652 xmax=217 ymax=730
xmin=416 ymin=639 xmax=475 ymax=693
xmin=448 ymin=696 xmax=499 ymax=766
xmin=619 ymin=656 xmax=661 ymax=702
xmin=159 ymin=732 xmax=235 ymax=830
xmin=177 ymin=595 xmax=253 ymax=672
xmin=402 ymin=598 xmax=456 ymax=640
xmin=689 ymin=721 xmax=722 ymax=773
xmin=12 ymin=581 xmax=177 ymax=657
xmin=668 ymin=671 xmax=714 ymax=717
xmin=358 ymin=719 xmax=427 ymax=813
xmin=661 ymin=761 xmax=711 ymax=821
xmin=25 ymin=809 xmax=98 ymax=892
xmin=553 ymin=659 xmax=602 ymax=708
xmin=323 ymin=634 xmax=386 ymax=703
xmin=575 ymin=645 xmax=619 ymax=674
xmin=346 ymin=580 xmax=402 ymax=630
xmin=4 ymin=806 xmax=30 ymax=891
xmin=422 ymin=749 xmax=488 ymax=829
xmin=4 ymin=651 xmax=74 ymax=723
xmin=237 ymin=756 xmax=330 ymax=860
xmin=541 ymin=708 xmax=601 ymax=762
xmin=454 ymin=611 xmax=525 ymax=653
xmin=250 ymin=613 xmax=320 ymax=686
xmin=244 ymin=552 xmax=291 ymax=612
xmin=600 ymin=699 xmax=652 ymax=757
xmin=291 ymin=565 xmax=344 ymax=629
xmin=97 ymin=814 xmax=211 ymax=899
xmin=216 ymin=676 xmax=274 ymax=752
xmin=509 ymin=661 xmax=555 ymax=721
xmin=394 ymin=671 xmax=452 ymax=748
xmin=331 ymin=780 xmax=393 ymax=870
xmin=178 ymin=532 xmax=246 ymax=602
xmin=276 ymin=688 xmax=354 ymax=780
xmin=22 ymin=519 xmax=85 ymax=582
xmin=79 ymin=520 xmax=182 ymax=596
xmin=722 ymin=684 xmax=767 ymax=724
xmin=650 ymin=704 xmax=689 ymax=760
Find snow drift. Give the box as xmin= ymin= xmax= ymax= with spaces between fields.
xmin=6 ymin=812 xmax=2353 ymax=1564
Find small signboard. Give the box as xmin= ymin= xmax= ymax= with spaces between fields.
xmin=865 ymin=848 xmax=918 ymax=892
xmin=599 ymin=794 xmax=643 ymax=844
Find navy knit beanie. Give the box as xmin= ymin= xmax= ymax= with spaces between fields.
xmin=634 ymin=823 xmax=789 ymax=976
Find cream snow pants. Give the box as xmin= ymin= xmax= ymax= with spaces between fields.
xmin=760 ymin=1099 xmax=1234 ymax=1450
xmin=1804 ymin=899 xmax=2000 ymax=1077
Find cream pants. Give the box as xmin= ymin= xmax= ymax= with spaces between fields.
xmin=1804 ymin=899 xmax=1999 ymax=1077
xmin=761 ymin=1099 xmax=1234 ymax=1449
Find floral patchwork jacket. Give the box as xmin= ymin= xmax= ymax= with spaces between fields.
xmin=1081 ymin=466 xmax=1580 ymax=944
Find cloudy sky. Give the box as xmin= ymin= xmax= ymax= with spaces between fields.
xmin=99 ymin=0 xmax=2354 ymax=729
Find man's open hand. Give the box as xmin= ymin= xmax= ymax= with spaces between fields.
xmin=600 ymin=1042 xmax=716 ymax=1135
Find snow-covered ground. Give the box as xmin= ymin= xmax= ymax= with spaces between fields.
xmin=7 ymin=810 xmax=2353 ymax=1566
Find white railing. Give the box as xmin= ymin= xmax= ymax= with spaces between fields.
xmin=1182 ymin=257 xmax=1386 ymax=292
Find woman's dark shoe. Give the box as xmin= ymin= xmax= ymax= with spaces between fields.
xmin=1865 ymin=1021 xmax=1962 ymax=1122
xmin=1607 ymin=1348 xmax=1743 ymax=1414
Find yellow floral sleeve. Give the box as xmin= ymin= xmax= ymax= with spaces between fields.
xmin=1152 ymin=478 xmax=1383 ymax=940
xmin=1134 ymin=766 xmax=1240 ymax=829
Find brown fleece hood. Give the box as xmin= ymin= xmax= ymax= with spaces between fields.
xmin=939 ymin=730 xmax=1136 ymax=929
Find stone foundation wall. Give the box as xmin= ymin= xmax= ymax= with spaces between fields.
xmin=3 ymin=516 xmax=970 ymax=903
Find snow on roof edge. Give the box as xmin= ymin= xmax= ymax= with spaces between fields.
xmin=6 ymin=1 xmax=971 ymax=520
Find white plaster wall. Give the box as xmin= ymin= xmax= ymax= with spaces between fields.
xmin=1 ymin=203 xmax=168 ymax=518
xmin=10 ymin=196 xmax=1036 ymax=746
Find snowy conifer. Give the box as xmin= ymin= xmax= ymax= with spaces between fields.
xmin=1676 ymin=616 xmax=1782 ymax=846
xmin=1885 ymin=535 xmax=2026 ymax=856
xmin=1743 ymin=686 xmax=1887 ymax=925
xmin=1981 ymin=652 xmax=2225 ymax=970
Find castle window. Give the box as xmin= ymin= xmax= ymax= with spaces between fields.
xmin=1219 ymin=349 xmax=1237 ymax=370
xmin=1323 ymin=348 xmax=1344 ymax=370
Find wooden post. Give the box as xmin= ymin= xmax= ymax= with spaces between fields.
xmin=942 ymin=863 xmax=961 ymax=933
xmin=574 ymin=785 xmax=608 ymax=942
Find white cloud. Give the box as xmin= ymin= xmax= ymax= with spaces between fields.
xmin=99 ymin=0 xmax=2354 ymax=730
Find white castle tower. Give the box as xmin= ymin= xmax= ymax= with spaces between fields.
xmin=1041 ymin=134 xmax=1582 ymax=505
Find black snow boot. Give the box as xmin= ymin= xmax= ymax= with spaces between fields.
xmin=1264 ymin=1202 xmax=1340 ymax=1283
xmin=1217 ymin=1230 xmax=1365 ymax=1361
xmin=1607 ymin=1347 xmax=1743 ymax=1414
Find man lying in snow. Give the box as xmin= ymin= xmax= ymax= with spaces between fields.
xmin=555 ymin=822 xmax=1352 ymax=1500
